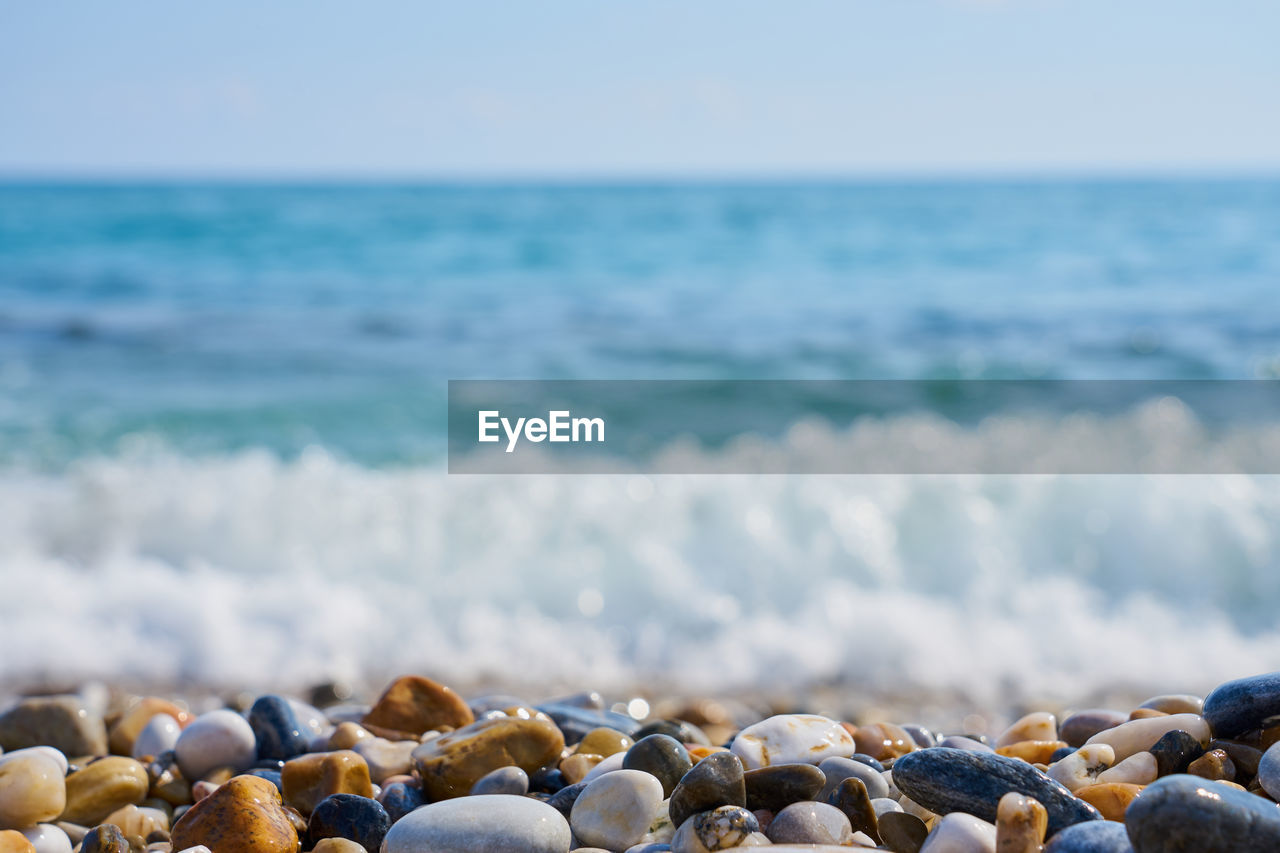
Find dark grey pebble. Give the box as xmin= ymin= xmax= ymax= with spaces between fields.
xmin=818 ymin=756 xmax=889 ymax=800
xmin=1060 ymin=709 xmax=1127 ymax=748
xmin=528 ymin=766 xmax=566 ymax=793
xmin=377 ymin=781 xmax=423 ymax=823
xmin=851 ymin=753 xmax=886 ymax=771
xmin=668 ymin=751 xmax=746 ymax=829
xmin=1125 ymin=773 xmax=1280 ymax=851
xmin=633 ymin=718 xmax=710 ymax=746
xmin=545 ymin=780 xmax=589 ymax=818
xmin=306 ymin=792 xmax=390 ymax=853
xmin=902 ymin=725 xmax=936 ymax=749
xmin=744 ymin=763 xmax=826 ymax=812
xmin=1049 ymin=746 xmax=1075 ymax=763
xmin=892 ymin=747 xmax=1101 ymax=837
xmin=80 ymin=825 xmax=129 ymax=853
xmin=246 ymin=768 xmax=283 ymax=790
xmin=1149 ymin=729 xmax=1205 ymax=777
xmin=534 ymin=702 xmax=640 ymax=743
xmin=1204 ymin=671 xmax=1280 ymax=739
xmin=828 ymin=775 xmax=880 ymax=843
xmin=1043 ymin=820 xmax=1134 ymax=852
xmin=623 ymin=734 xmax=693 ymax=797
xmin=248 ymin=694 xmax=310 ymax=761
xmin=878 ymin=811 xmax=928 ymax=853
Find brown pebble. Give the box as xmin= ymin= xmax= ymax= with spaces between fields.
xmin=1075 ymin=782 xmax=1143 ymax=822
xmin=995 ymin=791 xmax=1047 ymax=853
xmin=576 ymin=727 xmax=633 ymax=758
xmin=1128 ymin=708 xmax=1168 ymax=721
xmin=61 ymin=756 xmax=151 ymax=826
xmin=411 ymin=716 xmax=565 ymax=801
xmin=1137 ymin=694 xmax=1204 ymax=716
xmin=878 ymin=811 xmax=929 ymax=853
xmin=326 ymin=722 xmax=371 ymax=751
xmin=995 ymin=740 xmax=1068 ymax=764
xmin=559 ymin=753 xmax=602 ymax=784
xmin=0 ymin=831 xmax=36 ymax=853
xmin=169 ymin=775 xmax=298 ymax=853
xmin=853 ymin=723 xmax=916 ymax=761
xmin=828 ymin=776 xmax=879 ymax=844
xmin=1187 ymin=749 xmax=1236 ymax=782
xmin=361 ymin=675 xmax=474 ymax=739
xmin=1209 ymin=740 xmax=1262 ymax=777
xmin=80 ymin=824 xmax=129 ymax=853
xmin=281 ymin=751 xmax=373 ymax=815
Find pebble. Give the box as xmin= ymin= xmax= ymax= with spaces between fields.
xmin=623 ymin=735 xmax=692 ymax=797
xmin=383 ymin=793 xmax=570 ymax=853
xmin=1208 ymin=739 xmax=1262 ymax=776
xmin=470 ymin=766 xmax=529 ymax=796
xmin=633 ymin=720 xmax=706 ymax=747
xmin=280 ymin=750 xmax=373 ymax=815
xmin=361 ymin=675 xmax=474 ymax=739
xmin=544 ymin=781 xmax=587 ymax=819
xmin=744 ymin=764 xmax=825 ymax=812
xmin=351 ymin=737 xmax=415 ymax=784
xmin=582 ymin=752 xmax=627 ymax=783
xmin=306 ymin=792 xmax=391 ymax=853
xmin=879 ymin=811 xmax=929 ymax=853
xmin=311 ymin=839 xmax=368 ymax=853
xmin=668 ymin=752 xmax=747 ymax=830
xmin=1047 ymin=744 xmax=1115 ymax=792
xmin=730 ymin=715 xmax=856 ymax=770
xmin=411 ymin=716 xmax=564 ymax=801
xmin=535 ymin=704 xmax=640 ymax=745
xmin=937 ymin=736 xmax=993 ymax=754
xmin=995 ymin=792 xmax=1047 ymax=853
xmin=377 ymin=781 xmax=424 ymax=823
xmin=1186 ymin=748 xmax=1235 ymax=782
xmin=1138 ymin=694 xmax=1204 ymax=715
xmin=1257 ymin=740 xmax=1280 ymax=800
xmin=1074 ymin=782 xmax=1141 ymax=822
xmin=1083 ymin=714 xmax=1210 ymax=762
xmin=766 ymin=801 xmax=852 ymax=845
xmin=169 ymin=775 xmax=299 ymax=853
xmin=853 ymin=723 xmax=917 ymax=761
xmin=78 ymin=825 xmax=127 ymax=853
xmin=1203 ymin=670 xmax=1280 ymax=739
xmin=579 ymin=728 xmax=634 ymax=758
xmin=818 ymin=756 xmax=889 ymax=800
xmin=100 ymin=803 xmax=169 ymax=839
xmin=827 ymin=776 xmax=879 ymax=842
xmin=131 ymin=715 xmax=181 ymax=761
xmin=1040 ymin=820 xmax=1133 ymax=852
xmin=1148 ymin=729 xmax=1205 ymax=777
xmin=669 ymin=805 xmax=758 ymax=852
xmin=60 ymin=756 xmax=149 ymax=826
xmin=891 ymin=747 xmax=1102 ymax=837
xmin=0 ymin=698 xmax=106 ymax=758
xmin=326 ymin=722 xmax=371 ymax=751
xmin=996 ymin=713 xmax=1057 ymax=748
xmin=903 ymin=726 xmax=937 ymax=750
xmin=18 ymin=825 xmax=71 ymax=853
xmin=247 ymin=696 xmax=310 ymax=762
xmin=995 ymin=740 xmax=1068 ymax=764
xmin=920 ymin=812 xmax=997 ymax=853
xmin=1125 ymin=773 xmax=1280 ymax=850
xmin=1059 ymin=710 xmax=1127 ymax=749
xmin=571 ymin=769 xmax=665 ymax=852
xmin=0 ymin=751 xmax=66 ymax=830
xmin=560 ymin=753 xmax=602 ymax=784
xmin=173 ymin=711 xmax=256 ymax=782
xmin=0 ymin=830 xmax=35 ymax=853
xmin=108 ymin=699 xmax=189 ymax=757
xmin=1095 ymin=751 xmax=1157 ymax=786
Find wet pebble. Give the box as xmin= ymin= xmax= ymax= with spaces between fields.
xmin=1125 ymin=773 xmax=1280 ymax=850
xmin=668 ymin=752 xmax=746 ymax=830
xmin=818 ymin=756 xmax=889 ymax=800
xmin=305 ymin=792 xmax=391 ymax=853
xmin=169 ymin=775 xmax=299 ymax=853
xmin=0 ymin=830 xmax=36 ymax=853
xmin=744 ymin=763 xmax=825 ymax=812
xmin=853 ymin=723 xmax=917 ymax=762
xmin=351 ymin=737 xmax=415 ymax=784
xmin=248 ymin=696 xmax=310 ymax=762
xmin=173 ymin=711 xmax=256 ymax=782
xmin=131 ymin=715 xmax=181 ymax=761
xmin=1041 ymin=820 xmax=1133 ymax=852
xmin=731 ymin=715 xmax=855 ymax=770
xmin=360 ymin=675 xmax=474 ymax=740
xmin=1187 ymin=748 xmax=1235 ymax=782
xmin=281 ymin=750 xmax=372 ymax=815
xmin=1148 ymin=729 xmax=1205 ymax=777
xmin=995 ymin=792 xmax=1047 ymax=853
xmin=879 ymin=811 xmax=929 ymax=853
xmin=669 ymin=805 xmax=757 ymax=852
xmin=0 ymin=698 xmax=106 ymax=759
xmin=17 ymin=825 xmax=71 ymax=853
xmin=827 ymin=776 xmax=879 ymax=842
xmin=765 ymin=801 xmax=852 ymax=845
xmin=61 ymin=757 xmax=149 ymax=826
xmin=78 ymin=825 xmax=127 ymax=853
xmin=0 ymin=751 xmax=66 ymax=830
xmin=469 ymin=765 xmax=529 ymax=796
xmin=1084 ymin=714 xmax=1209 ymax=762
xmin=382 ymin=794 xmax=570 ymax=853
xmin=1060 ymin=710 xmax=1127 ymax=749
xmin=1096 ymin=751 xmax=1156 ymax=786
xmin=411 ymin=716 xmax=564 ymax=801
xmin=1257 ymin=740 xmax=1280 ymax=800
xmin=376 ymin=781 xmax=423 ymax=824
xmin=996 ymin=713 xmax=1057 ymax=748
xmin=1203 ymin=670 xmax=1280 ymax=739
xmin=623 ymin=735 xmax=692 ymax=798
xmin=570 ymin=769 xmax=665 ymax=852
xmin=920 ymin=812 xmax=996 ymax=852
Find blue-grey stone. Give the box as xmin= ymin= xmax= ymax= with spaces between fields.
xmin=1256 ymin=742 xmax=1280 ymax=802
xmin=245 ymin=768 xmax=283 ymax=790
xmin=1203 ymin=670 xmax=1280 ymax=739
xmin=1125 ymin=774 xmax=1280 ymax=852
xmin=1049 ymin=746 xmax=1075 ymax=763
xmin=307 ymin=793 xmax=391 ymax=853
xmin=1060 ymin=709 xmax=1127 ymax=748
xmin=378 ymin=781 xmax=424 ymax=823
xmin=470 ymin=765 xmax=529 ymax=796
xmin=633 ymin=718 xmax=711 ymax=746
xmin=891 ymin=747 xmax=1102 ymax=837
xmin=937 ymin=735 xmax=994 ymax=753
xmin=534 ymin=703 xmax=640 ymax=744
xmin=902 ymin=725 xmax=936 ymax=749
xmin=818 ymin=756 xmax=889 ymax=800
xmin=850 ymin=753 xmax=886 ymax=771
xmin=545 ymin=780 xmax=588 ymax=819
xmin=248 ymin=694 xmax=309 ymax=761
xmin=1044 ymin=820 xmax=1133 ymax=852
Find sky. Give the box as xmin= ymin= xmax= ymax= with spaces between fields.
xmin=1 ymin=0 xmax=1278 ymax=178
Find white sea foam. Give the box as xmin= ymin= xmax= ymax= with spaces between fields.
xmin=4 ymin=412 xmax=1280 ymax=706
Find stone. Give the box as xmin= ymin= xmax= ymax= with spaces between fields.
xmin=131 ymin=716 xmax=181 ymax=761
xmin=280 ymin=751 xmax=372 ymax=815
xmin=766 ymin=801 xmax=852 ymax=845
xmin=108 ymin=700 xmax=189 ymax=758
xmin=827 ymin=776 xmax=879 ymax=842
xmin=891 ymin=747 xmax=1102 ymax=837
xmin=325 ymin=723 xmax=370 ymax=752
xmin=818 ymin=756 xmax=889 ymax=800
xmin=0 ymin=751 xmax=66 ymax=830
xmin=559 ymin=753 xmax=601 ymax=784
xmin=0 ymin=698 xmax=106 ymax=758
xmin=60 ymin=757 xmax=149 ymax=826
xmin=1203 ymin=670 xmax=1280 ymax=739
xmin=1041 ymin=820 xmax=1133 ymax=852
xmin=624 ymin=735 xmax=692 ymax=797
xmin=581 ymin=752 xmax=625 ymax=784
xmin=534 ymin=704 xmax=640 ymax=745
xmin=938 ymin=736 xmax=994 ymax=754
xmin=668 ymin=752 xmax=746 ymax=830
xmin=1148 ymin=729 xmax=1205 ymax=777
xmin=173 ymin=711 xmax=256 ymax=782
xmin=632 ymin=719 xmax=706 ymax=746
xmin=1125 ymin=773 xmax=1280 ymax=850
xmin=78 ymin=825 xmax=127 ymax=853
xmin=361 ymin=676 xmax=473 ymax=740
xmin=311 ymin=840 xmax=367 ymax=853
xmin=382 ymin=794 xmax=569 ymax=853
xmin=1083 ymin=714 xmax=1210 ymax=762
xmin=578 ymin=728 xmax=633 ymax=758
xmin=1138 ymin=694 xmax=1204 ymax=715
xmin=1074 ymin=782 xmax=1141 ymax=822
xmin=850 ymin=754 xmax=887 ymax=771
xmin=744 ymin=764 xmax=825 ymax=812
xmin=731 ymin=715 xmax=856 ymax=770
xmin=544 ymin=781 xmax=587 ymax=819
xmin=305 ymin=792 xmax=390 ymax=853
xmin=16 ymin=825 xmax=70 ymax=853
xmin=1096 ymin=752 xmax=1157 ymax=786
xmin=1047 ymin=744 xmax=1115 ymax=792
xmin=853 ymin=723 xmax=917 ymax=762
xmin=570 ymin=769 xmax=664 ymax=852
xmin=1208 ymin=740 xmax=1262 ymax=777
xmin=351 ymin=737 xmax=415 ymax=784
xmin=920 ymin=812 xmax=997 ymax=852
xmin=996 ymin=713 xmax=1057 ymax=748
xmin=1187 ymin=748 xmax=1235 ymax=782
xmin=0 ymin=830 xmax=36 ymax=853
xmin=996 ymin=740 xmax=1069 ymax=764
xmin=247 ymin=696 xmax=309 ymax=762
xmin=410 ymin=716 xmax=564 ymax=801
xmin=669 ymin=805 xmax=757 ymax=852
xmin=1059 ymin=710 xmax=1127 ymax=749
xmin=469 ymin=765 xmax=528 ymax=796
xmin=879 ymin=811 xmax=929 ymax=853
xmin=100 ymin=803 xmax=169 ymax=839
xmin=169 ymin=775 xmax=299 ymax=853
xmin=376 ymin=781 xmax=423 ymax=823
xmin=995 ymin=792 xmax=1047 ymax=853
xmin=1258 ymin=741 xmax=1280 ymax=800
xmin=903 ymin=726 xmax=937 ymax=750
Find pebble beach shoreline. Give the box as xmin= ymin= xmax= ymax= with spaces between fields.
xmin=1 ymin=672 xmax=1279 ymax=853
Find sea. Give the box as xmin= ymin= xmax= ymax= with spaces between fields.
xmin=2 ymin=179 xmax=1280 ymax=706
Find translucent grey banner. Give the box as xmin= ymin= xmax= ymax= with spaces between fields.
xmin=447 ymin=380 xmax=1280 ymax=474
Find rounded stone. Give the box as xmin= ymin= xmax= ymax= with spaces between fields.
xmin=311 ymin=840 xmax=367 ymax=853
xmin=361 ymin=676 xmax=474 ymax=740
xmin=1138 ymin=694 xmax=1204 ymax=716
xmin=766 ymin=801 xmax=852 ymax=845
xmin=131 ymin=716 xmax=181 ymax=761
xmin=351 ymin=737 xmax=415 ymax=784
xmin=1083 ymin=714 xmax=1210 ymax=762
xmin=78 ymin=825 xmax=127 ymax=853
xmin=1041 ymin=820 xmax=1133 ymax=852
xmin=248 ymin=696 xmax=310 ymax=762
xmin=280 ymin=750 xmax=373 ymax=816
xmin=578 ymin=728 xmax=633 ymax=758
xmin=411 ymin=716 xmax=565 ymax=801
xmin=469 ymin=765 xmax=529 ymax=796
xmin=1074 ymin=782 xmax=1141 ymax=822
xmin=17 ymin=825 xmax=71 ymax=853
xmin=1124 ymin=773 xmax=1280 ymax=850
xmin=169 ymin=775 xmax=299 ymax=853
xmin=670 ymin=805 xmax=758 ymax=852
xmin=570 ymin=769 xmax=664 ymax=852
xmin=1257 ymin=741 xmax=1280 ymax=800
xmin=1203 ymin=670 xmax=1280 ymax=739
xmin=376 ymin=781 xmax=423 ymax=823
xmin=744 ymin=763 xmax=825 ymax=812
xmin=1059 ymin=710 xmax=1127 ymax=749
xmin=818 ymin=756 xmax=888 ymax=801
xmin=1148 ymin=729 xmax=1205 ymax=777
xmin=101 ymin=803 xmax=169 ymax=840
xmin=920 ymin=812 xmax=997 ymax=852
xmin=174 ymin=711 xmax=256 ymax=782
xmin=668 ymin=752 xmax=746 ymax=830
xmin=623 ymin=735 xmax=693 ymax=798
xmin=878 ymin=811 xmax=929 ymax=853
xmin=0 ymin=698 xmax=107 ymax=758
xmin=0 ymin=829 xmax=36 ymax=853
xmin=305 ymin=792 xmax=390 ymax=853
xmin=853 ymin=723 xmax=917 ymax=761
xmin=0 ymin=752 xmax=66 ymax=830
xmin=730 ymin=715 xmax=855 ymax=770
xmin=108 ymin=699 xmax=190 ymax=758
xmin=996 ymin=712 xmax=1058 ymax=748
xmin=60 ymin=756 xmax=149 ymax=826
xmin=382 ymin=794 xmax=570 ymax=853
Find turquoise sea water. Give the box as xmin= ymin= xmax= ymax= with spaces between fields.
xmin=3 ymin=178 xmax=1280 ymax=699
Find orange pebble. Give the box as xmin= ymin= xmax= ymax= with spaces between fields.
xmin=1076 ymin=782 xmax=1143 ymax=821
